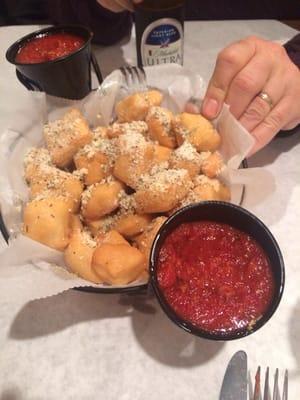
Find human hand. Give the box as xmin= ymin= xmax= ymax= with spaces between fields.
xmin=97 ymin=0 xmax=142 ymax=12
xmin=201 ymin=36 xmax=300 ymax=155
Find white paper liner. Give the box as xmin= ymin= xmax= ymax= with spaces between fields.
xmin=0 ymin=64 xmax=256 ymax=303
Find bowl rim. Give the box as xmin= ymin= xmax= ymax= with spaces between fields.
xmin=5 ymin=24 xmax=93 ymax=67
xmin=149 ymin=201 xmax=285 ymax=341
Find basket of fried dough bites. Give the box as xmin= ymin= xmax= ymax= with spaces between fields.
xmin=21 ymin=87 xmax=233 ymax=292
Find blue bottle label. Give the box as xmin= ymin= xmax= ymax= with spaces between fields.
xmin=141 ymin=18 xmax=183 ymax=66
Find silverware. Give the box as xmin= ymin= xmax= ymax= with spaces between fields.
xmin=119 ymin=66 xmax=147 ymax=93
xmin=253 ymin=367 xmax=288 ymax=400
xmin=219 ymin=350 xmax=248 ymax=400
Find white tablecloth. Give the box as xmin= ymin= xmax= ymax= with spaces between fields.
xmin=0 ymin=21 xmax=299 ymax=400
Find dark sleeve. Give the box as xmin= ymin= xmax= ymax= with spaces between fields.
xmin=48 ymin=0 xmax=133 ymax=46
xmin=284 ymin=34 xmax=300 ymax=68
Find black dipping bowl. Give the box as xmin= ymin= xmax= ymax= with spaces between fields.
xmin=6 ymin=25 xmax=102 ymax=100
xmin=150 ymin=201 xmax=285 ymax=341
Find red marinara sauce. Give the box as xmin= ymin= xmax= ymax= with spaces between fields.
xmin=15 ymin=33 xmax=85 ymax=64
xmin=157 ymin=221 xmax=275 ymax=334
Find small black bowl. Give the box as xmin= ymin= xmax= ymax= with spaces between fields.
xmin=6 ymin=25 xmax=102 ymax=100
xmin=149 ymin=201 xmax=285 ymax=341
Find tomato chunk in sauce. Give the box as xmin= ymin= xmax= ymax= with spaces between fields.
xmin=16 ymin=33 xmax=85 ymax=64
xmin=157 ymin=221 xmax=275 ymax=334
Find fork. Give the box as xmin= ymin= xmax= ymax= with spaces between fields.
xmin=119 ymin=65 xmax=148 ymax=93
xmin=252 ymin=367 xmax=288 ymax=400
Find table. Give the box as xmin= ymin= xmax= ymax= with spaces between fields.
xmin=0 ymin=21 xmax=299 ymax=400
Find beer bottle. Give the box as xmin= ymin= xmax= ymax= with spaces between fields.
xmin=134 ymin=0 xmax=185 ymax=67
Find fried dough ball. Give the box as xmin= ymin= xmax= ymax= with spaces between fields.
xmin=114 ymin=213 xmax=152 ymax=238
xmin=116 ymin=90 xmax=163 ymax=122
xmin=98 ymin=230 xmax=130 ymax=246
xmin=180 ymin=175 xmax=230 ymax=206
xmin=86 ymin=216 xmax=116 ymax=236
xmin=169 ymin=141 xmax=204 ymax=179
xmin=92 ymin=233 xmax=145 ymax=285
xmin=24 ymin=148 xmax=53 ymax=183
xmin=74 ymin=151 xmax=108 ymax=186
xmin=81 ymin=179 xmax=124 ymax=221
xmin=23 ymin=197 xmax=73 ymax=251
xmin=201 ymin=151 xmax=224 ymax=178
xmin=44 ymin=109 xmax=92 ymax=168
xmin=113 ymin=151 xmax=154 ymax=189
xmin=29 ymin=166 xmax=83 ymax=212
xmin=64 ymin=219 xmax=101 ymax=283
xmin=113 ymin=132 xmax=154 ymax=189
xmin=134 ymin=168 xmax=192 ymax=213
xmin=74 ymin=137 xmax=116 ymax=185
xmin=93 ymin=126 xmax=109 ymax=139
xmin=174 ymin=113 xmax=221 ymax=152
xmin=153 ymin=145 xmax=172 ymax=164
xmin=70 ymin=214 xmax=82 ymax=231
xmin=86 ymin=193 xmax=138 ymax=236
xmin=107 ymin=121 xmax=148 ymax=139
xmin=146 ymin=106 xmax=176 ymax=148
xmin=134 ymin=216 xmax=167 ymax=263
xmin=194 ymin=176 xmax=230 ymax=201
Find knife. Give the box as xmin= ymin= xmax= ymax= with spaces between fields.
xmin=219 ymin=351 xmax=248 ymax=400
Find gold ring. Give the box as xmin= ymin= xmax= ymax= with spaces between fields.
xmin=258 ymin=91 xmax=273 ymax=109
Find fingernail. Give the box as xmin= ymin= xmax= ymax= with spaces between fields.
xmin=202 ymin=98 xmax=220 ymax=119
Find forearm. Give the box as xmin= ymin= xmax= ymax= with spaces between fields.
xmin=49 ymin=0 xmax=133 ymax=45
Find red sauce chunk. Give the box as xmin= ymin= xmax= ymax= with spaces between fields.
xmin=15 ymin=33 xmax=85 ymax=64
xmin=157 ymin=221 xmax=275 ymax=335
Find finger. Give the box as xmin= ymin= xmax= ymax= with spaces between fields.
xmin=282 ymin=117 xmax=300 ymax=131
xmin=248 ymin=99 xmax=292 ymax=156
xmin=225 ymin=53 xmax=274 ymax=119
xmin=202 ymin=39 xmax=256 ymax=119
xmin=238 ymin=69 xmax=285 ymax=132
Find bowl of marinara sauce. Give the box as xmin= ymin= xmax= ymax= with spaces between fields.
xmin=6 ymin=25 xmax=102 ymax=99
xmin=149 ymin=202 xmax=285 ymax=340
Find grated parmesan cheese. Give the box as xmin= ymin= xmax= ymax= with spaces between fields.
xmin=73 ymin=168 xmax=88 ymax=181
xmin=193 ymin=175 xmax=220 ymax=191
xmin=93 ymin=126 xmax=107 ymax=139
xmin=118 ymin=132 xmax=149 ymax=154
xmin=138 ymin=168 xmax=188 ymax=192
xmin=173 ymin=117 xmax=189 ymax=139
xmin=24 ymin=147 xmax=52 ymax=168
xmin=99 ymin=175 xmax=117 ymax=185
xmin=110 ymin=121 xmax=148 ymax=137
xmin=44 ymin=111 xmax=88 ymax=151
xmin=146 ymin=106 xmax=171 ymax=131
xmin=81 ymin=184 xmax=95 ymax=207
xmin=81 ymin=229 xmax=97 ymax=248
xmin=76 ymin=137 xmax=116 ymax=161
xmin=173 ymin=141 xmax=200 ymax=162
xmin=100 ymin=215 xmax=118 ymax=232
xmin=119 ymin=194 xmax=136 ymax=214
